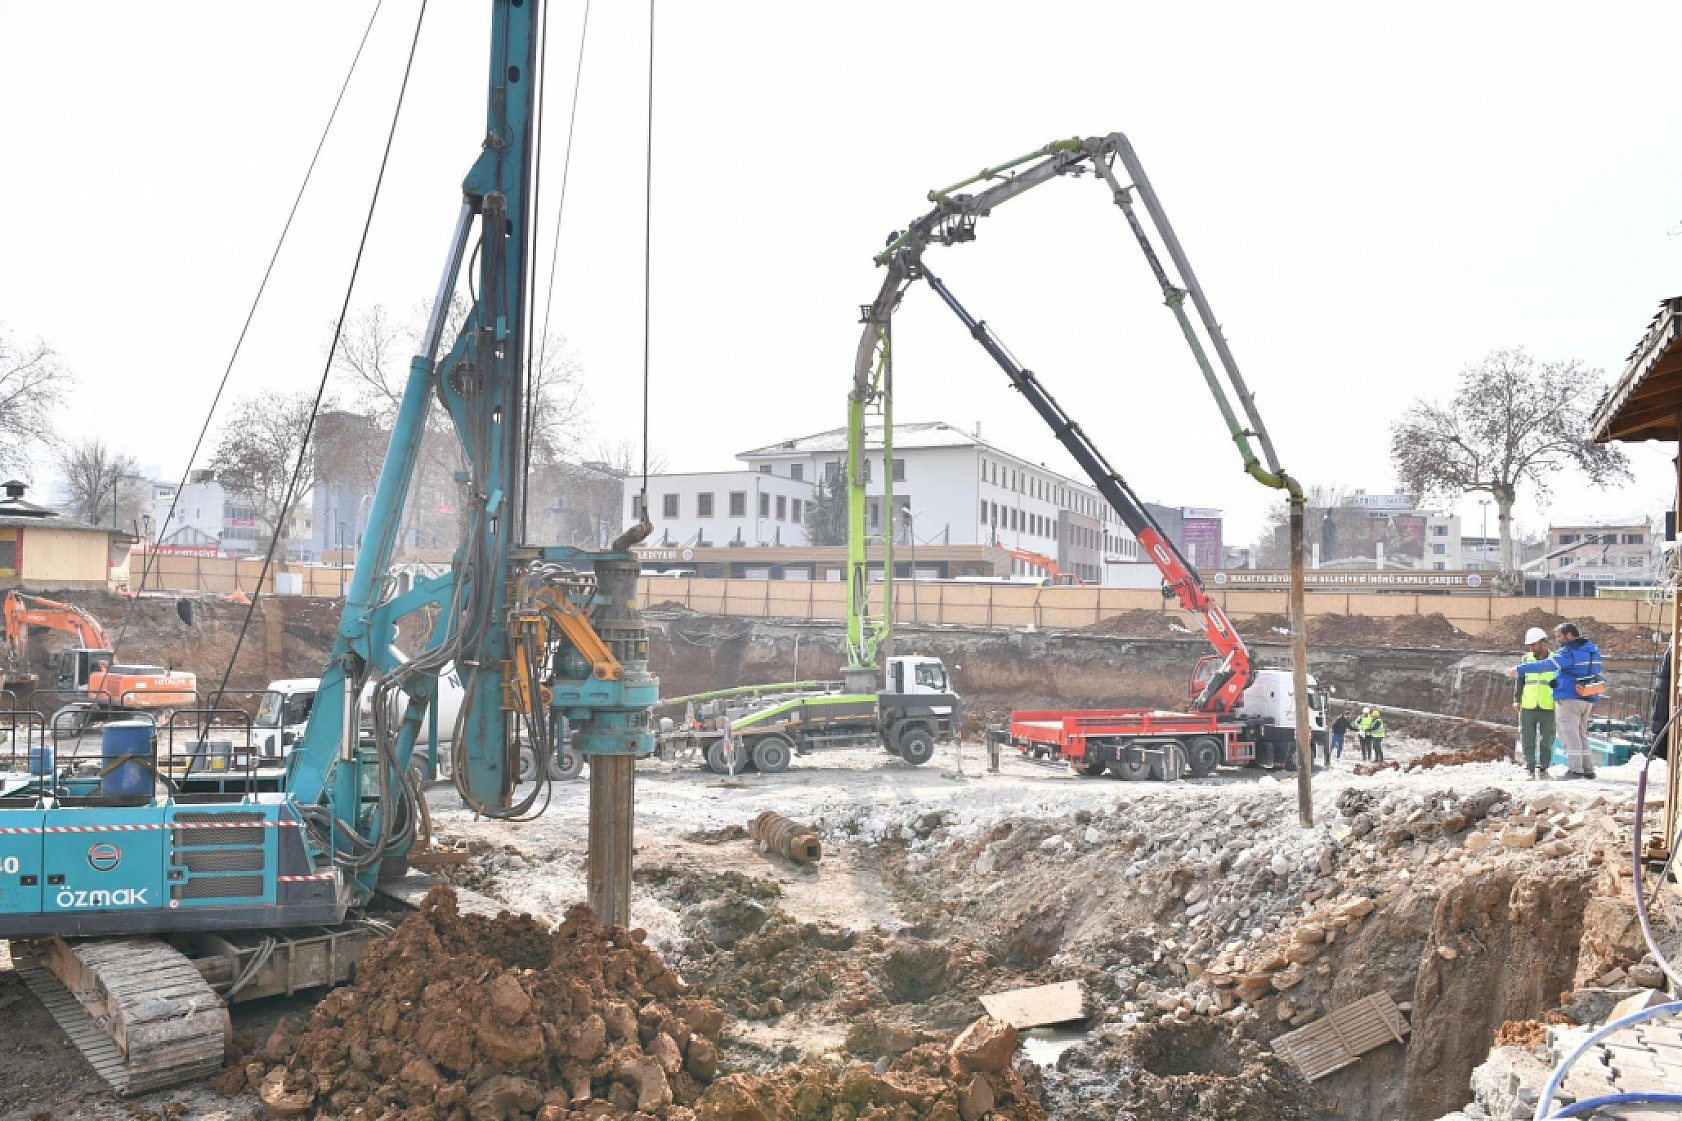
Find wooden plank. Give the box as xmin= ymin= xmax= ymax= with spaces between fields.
xmin=978 ymin=981 xmax=1085 ymax=1028
xmin=1272 ymin=992 xmax=1411 ymax=1081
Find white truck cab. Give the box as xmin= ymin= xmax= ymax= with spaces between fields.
xmin=884 ymin=655 xmax=952 ymax=696
xmin=1237 ymin=668 xmax=1327 ymax=738
xmin=255 ymin=665 xmax=465 ymax=762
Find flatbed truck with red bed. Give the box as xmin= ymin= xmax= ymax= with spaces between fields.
xmin=1004 ymin=664 xmax=1325 ymax=780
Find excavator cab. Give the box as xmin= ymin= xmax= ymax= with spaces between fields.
xmin=55 ymin=647 xmax=114 ymax=696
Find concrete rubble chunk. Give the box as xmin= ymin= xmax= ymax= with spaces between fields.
xmin=951 ymin=1016 xmax=1019 ymax=1073
xmin=978 ymin=980 xmax=1083 ymax=1029
xmin=1501 ymin=825 xmax=1539 ymax=849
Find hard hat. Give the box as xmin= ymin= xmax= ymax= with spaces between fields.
xmin=1523 ymin=627 xmax=1549 ymax=644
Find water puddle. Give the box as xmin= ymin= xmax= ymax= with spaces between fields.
xmin=1020 ymin=1023 xmax=1089 ymax=1067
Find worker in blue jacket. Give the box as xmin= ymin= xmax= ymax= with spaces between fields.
xmin=1513 ymin=622 xmax=1602 ymax=780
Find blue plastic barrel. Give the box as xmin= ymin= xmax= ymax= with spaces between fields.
xmin=101 ymin=721 xmax=155 ymax=797
xmin=27 ymin=744 xmax=53 ymax=778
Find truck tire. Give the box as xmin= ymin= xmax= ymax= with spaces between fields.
xmin=548 ymin=747 xmax=585 ymax=781
xmin=1185 ymin=736 xmax=1222 ymax=778
xmin=1107 ymin=744 xmax=1150 ymax=781
xmin=751 ymin=735 xmax=793 ymax=774
xmin=706 ymin=739 xmax=747 ymax=775
xmin=898 ymin=727 xmax=935 ymax=766
xmin=409 ymin=751 xmax=432 ymax=790
xmin=1078 ymin=746 xmax=1107 ymax=777
xmin=518 ymin=743 xmax=540 ymax=783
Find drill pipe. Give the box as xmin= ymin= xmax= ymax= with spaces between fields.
xmin=750 ymin=811 xmax=823 ymax=864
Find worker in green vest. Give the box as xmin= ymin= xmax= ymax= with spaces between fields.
xmin=1514 ymin=626 xmax=1556 ymax=780
xmin=1366 ymin=709 xmax=1387 ymax=764
xmin=1354 ymin=709 xmax=1373 ymax=761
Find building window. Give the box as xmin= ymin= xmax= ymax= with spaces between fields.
xmin=979 ymin=459 xmax=987 ymax=480
xmin=662 ymin=494 xmax=679 ymax=518
xmin=632 ymin=495 xmax=643 ymax=518
xmin=1431 ymin=525 xmax=1447 ymax=536
xmin=891 ymin=459 xmax=905 ymax=482
xmin=1624 ymin=533 xmax=1645 ymax=545
xmin=790 ymin=464 xmax=804 ymax=482
xmin=759 ymin=465 xmax=772 ymax=475
xmin=1431 ymin=543 xmax=1446 ymax=555
xmin=758 ymin=493 xmax=770 ymax=517
xmin=990 ymin=502 xmax=998 ymax=525
xmin=776 ymin=496 xmax=787 ymax=521
xmin=1433 ymin=562 xmax=1446 ymax=571
xmin=697 ymin=492 xmax=714 ymax=518
xmin=1558 ymin=533 xmax=1578 ymax=544
xmin=728 ymin=491 xmax=745 ymax=517
xmin=825 ymin=460 xmax=842 ymax=484
xmin=863 ymin=458 xmax=872 ymax=483
xmin=791 ymin=498 xmax=802 ymax=522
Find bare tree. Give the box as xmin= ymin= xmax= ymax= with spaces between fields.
xmin=1391 ymin=349 xmax=1630 ymax=589
xmin=55 ymin=438 xmax=147 ymax=527
xmin=0 ymin=325 xmax=71 ymax=476
xmin=208 ymin=390 xmax=330 ymax=554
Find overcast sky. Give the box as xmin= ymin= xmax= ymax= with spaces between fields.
xmin=3 ymin=2 xmax=1679 ymax=546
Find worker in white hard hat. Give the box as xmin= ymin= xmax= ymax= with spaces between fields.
xmin=1514 ymin=626 xmax=1557 ymax=780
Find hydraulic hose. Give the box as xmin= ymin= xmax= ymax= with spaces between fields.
xmin=1533 ymin=1000 xmax=1682 ymax=1120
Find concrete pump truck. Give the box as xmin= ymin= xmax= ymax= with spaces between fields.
xmin=0 ymin=1 xmax=656 ymax=1092
xmin=847 ymin=135 xmax=1322 ymax=779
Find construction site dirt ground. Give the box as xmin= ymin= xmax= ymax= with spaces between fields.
xmin=2 ymin=730 xmax=1675 ymax=1121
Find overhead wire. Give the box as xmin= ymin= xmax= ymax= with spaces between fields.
xmin=111 ymin=0 xmax=385 ymax=655
xmin=208 ymin=0 xmax=430 ymax=720
xmin=641 ymin=0 xmax=654 ymax=505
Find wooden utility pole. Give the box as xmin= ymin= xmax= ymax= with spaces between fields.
xmin=1291 ymin=498 xmax=1313 ymax=827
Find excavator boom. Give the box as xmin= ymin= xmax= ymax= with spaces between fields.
xmin=3 ymin=591 xmax=111 ymax=653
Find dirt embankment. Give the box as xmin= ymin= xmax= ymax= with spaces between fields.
xmin=644 ymin=614 xmax=1657 ymax=729
xmin=6 ymin=589 xmax=340 ymax=705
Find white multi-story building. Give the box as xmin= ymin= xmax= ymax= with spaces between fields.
xmin=737 ymin=421 xmax=1143 ymax=584
xmin=1542 ymin=518 xmax=1656 ymax=581
xmin=625 ymin=470 xmax=814 ymax=549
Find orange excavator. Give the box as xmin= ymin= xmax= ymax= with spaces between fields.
xmin=1006 ymin=548 xmax=1079 ymax=585
xmin=1 ymin=591 xmax=196 ymax=711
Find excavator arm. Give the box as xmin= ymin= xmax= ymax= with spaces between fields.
xmin=918 ymin=268 xmax=1254 ymax=714
xmin=2 ymin=591 xmax=111 ymax=658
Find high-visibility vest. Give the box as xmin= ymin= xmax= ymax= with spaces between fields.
xmin=1520 ymin=653 xmax=1556 ymax=711
xmin=1368 ymin=716 xmax=1386 ymax=739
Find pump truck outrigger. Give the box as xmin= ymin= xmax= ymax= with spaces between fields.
xmin=848 ymin=134 xmax=1318 ymax=778
xmin=0 ymin=0 xmax=657 ymax=1094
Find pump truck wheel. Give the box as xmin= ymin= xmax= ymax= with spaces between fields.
xmin=897 ymin=726 xmax=935 ymax=767
xmin=518 ymin=743 xmax=540 ymax=783
xmin=706 ymin=738 xmax=748 ymax=775
xmin=751 ymin=734 xmax=793 ymax=774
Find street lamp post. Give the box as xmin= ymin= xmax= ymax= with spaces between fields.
xmin=1478 ymin=499 xmax=1490 ymax=570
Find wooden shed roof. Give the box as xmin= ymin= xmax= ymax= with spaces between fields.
xmin=1593 ymin=295 xmax=1682 ymax=443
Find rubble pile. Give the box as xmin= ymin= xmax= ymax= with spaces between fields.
xmin=221 ymin=886 xmax=726 ymax=1120
xmin=695 ymin=1016 xmax=1045 ymax=1121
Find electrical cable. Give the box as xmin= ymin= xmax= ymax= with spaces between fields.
xmin=208 ymin=0 xmax=429 ymax=723
xmin=111 ymin=1 xmax=385 ymax=654
xmin=534 ymin=0 xmax=591 ymax=445
xmin=1541 ymin=1093 xmax=1682 ymax=1119
xmin=1631 ymin=754 xmax=1682 ymax=989
xmin=519 ymin=0 xmax=549 ymax=541
xmin=641 ymin=0 xmax=654 ymax=503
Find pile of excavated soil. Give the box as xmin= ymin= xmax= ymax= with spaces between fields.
xmin=1405 ymin=744 xmax=1510 ymax=772
xmin=696 ymin=1017 xmax=1045 ymax=1121
xmin=1241 ymin=611 xmax=1470 ymax=649
xmin=1081 ymin=610 xmax=1182 ymax=639
xmin=222 ymin=886 xmax=725 ymax=1119
xmin=1477 ymin=608 xmax=1662 ymax=659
